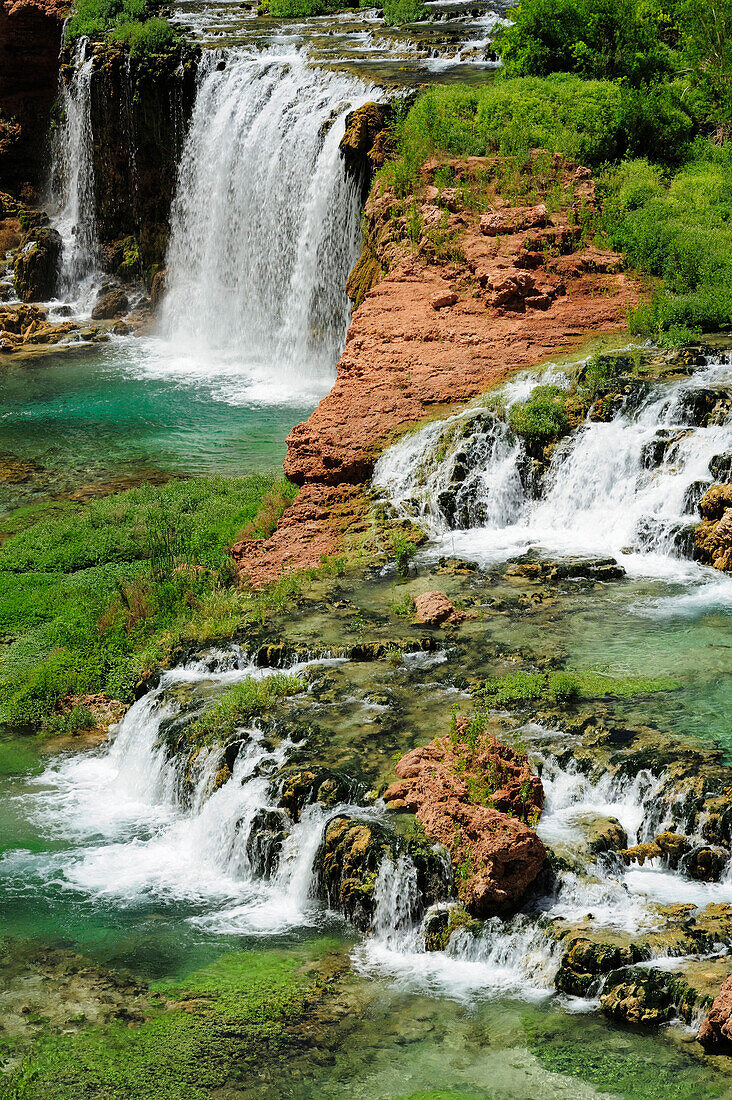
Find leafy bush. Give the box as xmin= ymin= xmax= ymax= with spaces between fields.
xmin=0 ymin=475 xmax=296 ymax=728
xmin=393 ymin=534 xmax=418 ymax=576
xmin=494 ymin=0 xmax=676 ymax=85
xmin=108 ymin=16 xmax=175 ymax=54
xmin=599 ymin=145 xmax=732 ymax=335
xmin=547 ymin=671 xmax=579 ymax=704
xmin=508 ymin=385 xmax=571 ymax=445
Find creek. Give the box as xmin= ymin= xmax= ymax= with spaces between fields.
xmin=2 ymin=17 xmax=732 ymax=1100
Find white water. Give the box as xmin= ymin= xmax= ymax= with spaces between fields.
xmin=49 ymin=36 xmax=102 ymax=314
xmin=157 ymin=48 xmax=373 ymax=405
xmin=8 ymin=652 xmax=357 ymax=934
xmin=356 ymin=747 xmax=732 ymax=1002
xmin=374 ymin=354 xmax=732 ymax=593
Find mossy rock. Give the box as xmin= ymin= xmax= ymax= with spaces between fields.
xmin=13 ymin=227 xmax=62 ymax=302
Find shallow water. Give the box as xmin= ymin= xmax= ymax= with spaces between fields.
xmin=0 ymin=338 xmax=319 ymax=511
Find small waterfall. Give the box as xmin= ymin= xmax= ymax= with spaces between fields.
xmin=161 ymin=49 xmax=372 ymax=399
xmin=49 ymin=36 xmax=100 ymax=309
xmin=371 ymin=854 xmax=423 ymax=948
xmin=374 ymin=354 xmax=732 ymax=582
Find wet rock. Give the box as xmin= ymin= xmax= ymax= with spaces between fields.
xmin=678 ymin=387 xmax=732 ymax=427
xmin=695 ymin=485 xmax=732 ymax=572
xmin=91 ymin=287 xmax=129 ymax=321
xmin=385 ymin=727 xmax=545 ymax=917
xmin=278 ymin=766 xmax=363 ymax=822
xmin=505 ymin=555 xmax=625 ymax=583
xmin=681 ymin=844 xmax=729 ymax=882
xmin=245 ymin=808 xmax=289 ymax=879
xmin=314 ymin=815 xmax=396 ymax=930
xmin=600 ymin=969 xmax=687 ymax=1025
xmin=423 ymin=904 xmax=450 ymax=951
xmin=413 ymin=590 xmax=466 ymax=627
xmin=575 ymin=813 xmax=628 ymax=855
xmin=13 ymin=226 xmax=61 ymax=301
xmin=150 ymin=267 xmax=167 ymax=309
xmin=655 ymin=831 xmax=691 ymax=865
xmin=699 ymin=973 xmax=732 ymax=1051
xmin=709 ymin=451 xmax=732 ymax=482
xmin=339 ymin=102 xmax=393 ymax=194
xmin=555 ymin=937 xmax=643 ymax=997
xmin=681 ymin=479 xmax=710 ymax=515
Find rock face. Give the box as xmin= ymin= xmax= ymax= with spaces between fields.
xmin=384 ymin=725 xmax=546 ymax=916
xmin=235 ymin=153 xmax=640 ymax=584
xmin=13 ymin=226 xmax=61 ymax=301
xmin=91 ymin=287 xmax=129 ymax=320
xmin=695 ymin=482 xmax=732 ymax=571
xmin=699 ymin=974 xmax=732 ymax=1051
xmin=0 ymin=302 xmax=81 ymax=351
xmin=0 ymin=0 xmax=67 ymax=191
xmin=339 ymin=102 xmax=393 ymax=198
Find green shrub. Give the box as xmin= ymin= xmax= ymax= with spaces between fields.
xmin=65 ymin=0 xmax=177 ymax=53
xmin=494 ymin=0 xmax=676 ymax=85
xmin=108 ymin=16 xmax=175 ymax=54
xmin=383 ymin=0 xmax=426 ymax=24
xmin=547 ymin=671 xmax=579 ymax=704
xmin=599 ymin=144 xmax=732 ymax=334
xmin=508 ymin=385 xmax=571 ymax=445
xmin=393 ymin=534 xmax=418 ymax=577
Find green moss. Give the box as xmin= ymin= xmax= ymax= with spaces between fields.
xmin=481 ymin=668 xmax=680 ymax=709
xmin=8 ymin=944 xmax=338 ymax=1100
xmin=185 ymin=674 xmax=307 ymax=745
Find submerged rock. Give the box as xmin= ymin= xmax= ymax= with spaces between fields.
xmin=413 ymin=590 xmax=466 ymax=627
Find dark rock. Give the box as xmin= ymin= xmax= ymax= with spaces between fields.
xmin=676 ymin=387 xmax=732 ymax=428
xmin=313 ymin=815 xmax=397 ymax=930
xmin=91 ymin=287 xmax=129 ymax=320
xmin=710 ymin=451 xmax=732 ymax=482
xmin=13 ymin=226 xmax=61 ymax=301
xmin=245 ymin=808 xmax=289 ymax=879
xmin=555 ymin=937 xmax=644 ymax=997
xmin=278 ymin=766 xmax=363 ymax=822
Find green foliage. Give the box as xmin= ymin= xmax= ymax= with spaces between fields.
xmin=0 ymin=475 xmax=293 ymax=729
xmin=494 ymin=0 xmax=676 ymax=85
xmin=508 ymin=385 xmax=571 ymax=446
xmin=482 ymin=670 xmax=546 ymax=706
xmin=393 ymin=534 xmax=418 ymax=577
xmin=383 ymin=0 xmax=426 ymax=25
xmin=599 ymin=145 xmax=732 ymax=335
xmin=65 ymin=0 xmax=176 ymax=54
xmin=265 ymin=0 xmax=357 ymax=14
xmin=546 ymin=671 xmax=579 ymax=704
xmin=187 ymin=674 xmax=307 ymax=745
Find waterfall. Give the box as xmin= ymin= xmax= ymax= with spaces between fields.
xmin=160 ymin=49 xmax=373 ymax=400
xmin=49 ymin=36 xmax=101 ymax=310
xmin=374 ymin=353 xmax=732 ymax=583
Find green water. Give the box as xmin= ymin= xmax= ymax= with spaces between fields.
xmin=0 ymin=338 xmax=319 ymax=511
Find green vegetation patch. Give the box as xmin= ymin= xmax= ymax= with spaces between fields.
xmin=6 ymin=944 xmax=336 ymax=1100
xmin=65 ymin=0 xmax=176 ymax=54
xmin=0 ymin=475 xmax=297 ymax=731
xmin=186 ymin=673 xmax=307 ymax=745
xmin=599 ymin=146 xmax=732 ymax=341
xmin=508 ymin=385 xmax=571 ymax=447
xmin=481 ymin=668 xmax=681 ymax=708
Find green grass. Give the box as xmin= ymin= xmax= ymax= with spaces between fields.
xmin=6 ymin=944 xmax=337 ymax=1100
xmin=508 ymin=385 xmax=571 ymax=447
xmin=598 ymin=146 xmax=732 ymax=337
xmin=185 ymin=674 xmax=307 ymax=745
xmin=65 ymin=0 xmax=177 ymax=54
xmin=0 ymin=475 xmax=297 ymax=730
xmin=481 ymin=669 xmax=681 ymax=707
xmin=383 ymin=0 xmax=426 ymax=24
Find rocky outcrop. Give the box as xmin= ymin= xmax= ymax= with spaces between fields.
xmin=91 ymin=287 xmax=129 ymax=320
xmin=339 ymin=102 xmax=394 ymax=199
xmin=699 ymin=974 xmax=732 ymax=1051
xmin=0 ymin=0 xmax=67 ymax=191
xmin=235 ymin=153 xmax=641 ymax=584
xmin=66 ymin=40 xmax=199 ymax=279
xmin=384 ymin=724 xmax=546 ymax=916
xmin=13 ymin=225 xmax=61 ymax=300
xmin=0 ymin=302 xmax=83 ymax=351
xmin=695 ymin=482 xmax=732 ymax=571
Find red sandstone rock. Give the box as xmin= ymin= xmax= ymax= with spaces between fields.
xmin=430 ymin=291 xmax=458 ymax=311
xmin=480 ymin=203 xmax=549 ymax=237
xmin=234 ymin=155 xmax=641 ymax=585
xmin=413 ymin=590 xmax=464 ymax=626
xmin=699 ymin=974 xmax=732 ymax=1050
xmin=384 ymin=729 xmax=545 ymax=916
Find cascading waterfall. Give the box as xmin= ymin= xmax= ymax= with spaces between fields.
xmin=374 ymin=353 xmax=732 ymax=583
xmin=160 ymin=49 xmax=373 ymax=400
xmin=49 ymin=36 xmax=101 ymax=310
xmin=14 ymin=651 xmax=357 ymax=934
